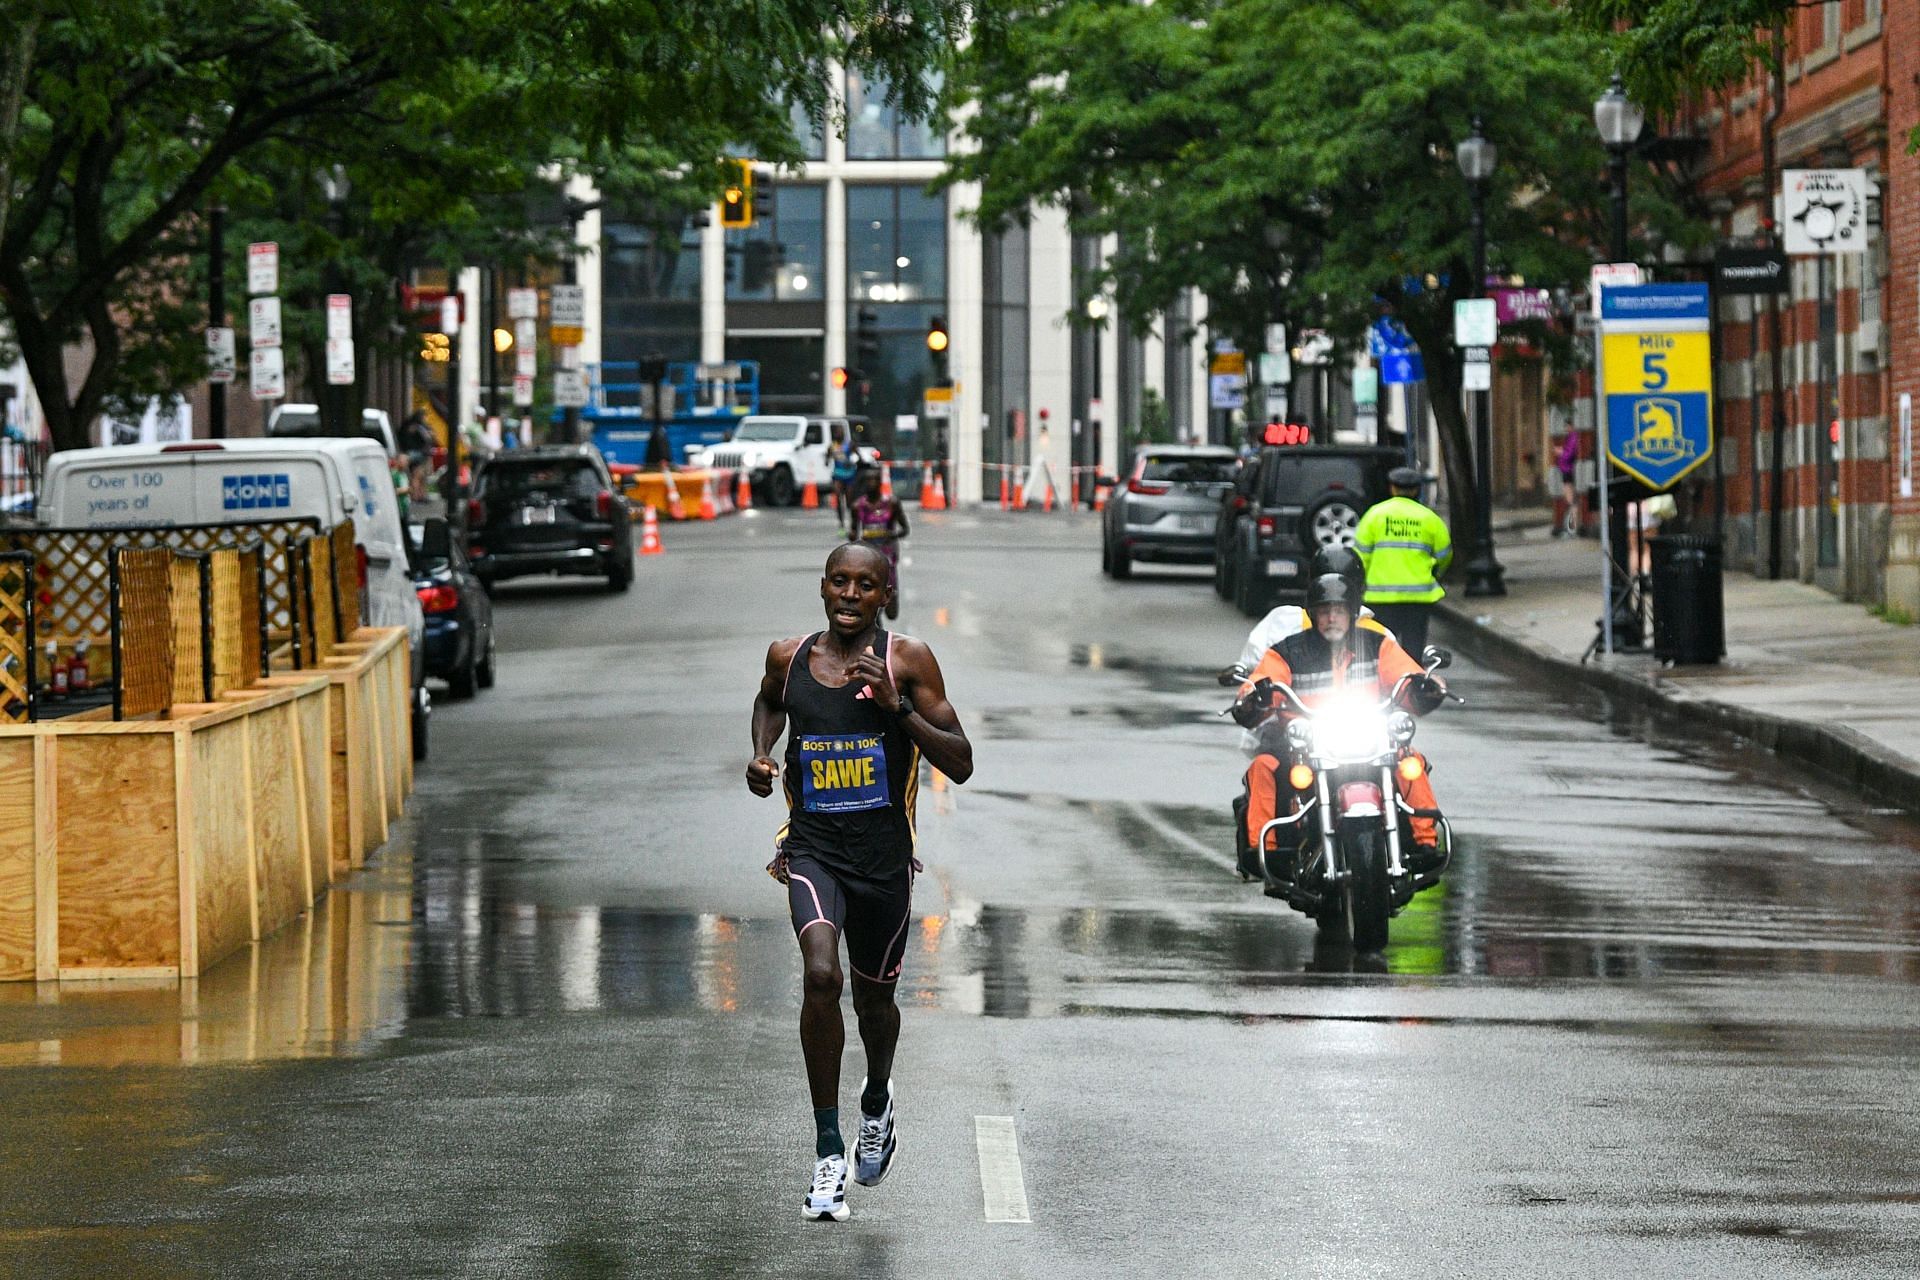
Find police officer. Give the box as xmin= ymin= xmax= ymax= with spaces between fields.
xmin=1354 ymin=466 xmax=1451 ymax=654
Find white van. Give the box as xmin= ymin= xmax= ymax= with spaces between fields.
xmin=39 ymin=437 xmax=430 ymax=755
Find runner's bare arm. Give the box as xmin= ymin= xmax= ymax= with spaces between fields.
xmin=748 ymin=637 xmax=801 ymax=796
xmin=854 ymin=637 xmax=972 ymax=784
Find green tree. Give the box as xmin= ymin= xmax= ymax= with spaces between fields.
xmin=1 ymin=0 xmax=962 ymax=451
xmin=948 ymin=0 xmax=1656 ymax=547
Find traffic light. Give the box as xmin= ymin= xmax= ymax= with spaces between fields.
xmin=831 ymin=366 xmax=850 ymax=390
xmin=855 ymin=306 xmax=881 ymax=367
xmin=927 ymin=314 xmax=949 ymax=382
xmin=719 ymin=159 xmax=753 ymax=229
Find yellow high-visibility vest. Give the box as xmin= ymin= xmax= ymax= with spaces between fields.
xmin=1354 ymin=496 xmax=1452 ymax=603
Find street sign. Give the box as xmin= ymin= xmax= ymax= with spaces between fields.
xmin=1296 ymin=329 xmax=1333 ymax=365
xmin=1264 ymin=324 xmax=1286 ymax=355
xmin=439 ymin=295 xmax=461 ymax=336
xmin=553 ymin=368 xmax=588 ymax=408
xmin=1367 ymin=317 xmax=1414 ymax=358
xmin=325 ymin=293 xmax=352 ymax=341
xmin=1258 ymin=351 xmax=1291 ymax=386
xmin=1352 ymin=363 xmax=1378 ymax=406
xmin=515 ymin=318 xmax=537 ymax=350
xmin=1598 ymin=283 xmax=1714 ymax=491
xmin=512 ymin=373 xmax=534 ymax=407
xmin=1492 ymin=287 xmax=1552 ymax=324
xmin=1209 ymin=374 xmax=1246 ymax=410
xmin=1380 ymin=350 xmax=1425 ymax=385
xmin=516 ymin=349 xmax=537 ymax=377
xmin=206 ymin=327 xmax=236 ymax=383
xmin=1589 ymin=262 xmax=1643 ymax=317
xmin=1782 ymin=169 xmax=1870 ymax=254
xmin=249 ymin=296 xmax=281 ymax=348
xmin=1462 ymin=348 xmax=1492 ymax=392
xmin=1712 ymin=247 xmax=1790 ymax=296
xmin=1208 ymin=350 xmax=1247 ymax=378
xmin=550 ymin=284 xmax=585 ymax=346
xmin=1453 ymin=298 xmax=1497 ymax=348
xmin=250 ymin=347 xmax=285 ymax=399
xmin=923 ymin=386 xmax=954 ymax=420
xmin=508 ymin=287 xmax=540 ymax=320
xmin=247 ymin=243 xmax=278 ymax=295
xmin=325 ymin=337 xmax=354 ymax=386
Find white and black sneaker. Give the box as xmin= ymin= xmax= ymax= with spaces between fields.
xmin=803 ymin=1153 xmax=850 ymax=1221
xmin=853 ymin=1079 xmax=897 ymax=1186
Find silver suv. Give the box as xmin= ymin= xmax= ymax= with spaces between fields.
xmin=1101 ymin=445 xmax=1240 ymax=579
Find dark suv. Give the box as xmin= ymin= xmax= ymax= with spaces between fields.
xmin=468 ymin=446 xmax=634 ymax=592
xmin=1215 ymin=445 xmax=1402 ymax=616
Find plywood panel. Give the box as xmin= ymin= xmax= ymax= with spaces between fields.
xmin=294 ymin=687 xmax=331 ymax=891
xmin=0 ymin=739 xmax=36 ymax=980
xmin=191 ymin=719 xmax=254 ymax=970
xmin=356 ymin=676 xmax=386 ymax=855
xmin=55 ymin=734 xmax=179 ymax=970
xmin=328 ymin=679 xmax=359 ymax=876
xmin=384 ymin=645 xmax=407 ymax=818
xmin=247 ymin=703 xmax=306 ymax=938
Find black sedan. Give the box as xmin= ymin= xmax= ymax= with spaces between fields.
xmin=410 ymin=516 xmax=497 ymax=700
xmin=468 ymin=445 xmax=634 ymax=592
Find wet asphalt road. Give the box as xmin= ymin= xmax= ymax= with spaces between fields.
xmin=2 ymin=509 xmax=1918 ymax=1278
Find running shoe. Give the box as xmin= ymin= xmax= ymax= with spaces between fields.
xmin=803 ymin=1153 xmax=850 ymax=1222
xmin=853 ymin=1078 xmax=897 ymax=1186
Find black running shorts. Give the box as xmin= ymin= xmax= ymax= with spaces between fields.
xmin=784 ymin=854 xmax=914 ymax=984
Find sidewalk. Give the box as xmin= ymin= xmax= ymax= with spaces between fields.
xmin=1436 ymin=523 xmax=1920 ymax=808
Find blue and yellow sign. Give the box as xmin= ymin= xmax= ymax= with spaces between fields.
xmin=1599 ymin=284 xmax=1713 ymax=491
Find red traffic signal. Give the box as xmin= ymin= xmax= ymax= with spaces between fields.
xmin=831 ymin=366 xmax=850 ymax=390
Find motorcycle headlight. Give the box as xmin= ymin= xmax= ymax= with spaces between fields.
xmin=1388 ymin=711 xmax=1416 ymax=746
xmin=1286 ymin=719 xmax=1313 ymax=753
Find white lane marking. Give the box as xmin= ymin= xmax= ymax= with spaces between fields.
xmin=1125 ymin=800 xmax=1238 ymax=874
xmin=974 ymin=1115 xmax=1032 ymax=1224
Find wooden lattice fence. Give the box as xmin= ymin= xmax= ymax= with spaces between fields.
xmin=0 ymin=551 xmax=32 ymax=723
xmin=209 ymin=542 xmax=268 ymax=697
xmin=110 ymin=546 xmax=173 ymax=719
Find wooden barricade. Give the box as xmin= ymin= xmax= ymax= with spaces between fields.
xmin=0 ymin=552 xmax=31 ymax=724
xmin=330 ymin=521 xmax=360 ymax=636
xmin=209 ymin=544 xmax=268 ymax=698
xmin=168 ymin=552 xmax=212 ymax=707
xmin=307 ymin=533 xmax=339 ymax=663
xmin=0 ymin=675 xmax=332 ymax=981
xmin=109 ymin=546 xmax=173 ymax=720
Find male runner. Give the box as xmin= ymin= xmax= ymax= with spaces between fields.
xmin=747 ymin=542 xmax=974 ymax=1222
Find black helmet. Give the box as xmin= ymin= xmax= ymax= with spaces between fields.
xmin=1310 ymin=545 xmax=1364 ymax=585
xmin=1305 ymin=572 xmax=1360 ymax=613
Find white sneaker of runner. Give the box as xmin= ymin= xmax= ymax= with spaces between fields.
xmin=853 ymin=1078 xmax=897 ymax=1186
xmin=803 ymin=1153 xmax=850 ymax=1221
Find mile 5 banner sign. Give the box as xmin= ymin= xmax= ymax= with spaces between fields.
xmin=1598 ymin=284 xmax=1713 ymax=491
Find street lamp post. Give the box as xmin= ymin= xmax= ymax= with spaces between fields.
xmin=318 ymin=166 xmax=352 ymax=440
xmin=1456 ymin=117 xmax=1504 ymax=597
xmin=1593 ymin=75 xmax=1646 ymax=652
xmin=1086 ymin=294 xmax=1109 ymax=508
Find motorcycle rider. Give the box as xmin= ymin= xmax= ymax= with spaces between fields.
xmin=1235 ymin=545 xmax=1391 ymax=679
xmin=1234 ymin=573 xmax=1447 ymax=885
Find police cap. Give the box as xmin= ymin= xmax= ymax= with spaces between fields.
xmin=1388 ymin=466 xmax=1425 ymax=490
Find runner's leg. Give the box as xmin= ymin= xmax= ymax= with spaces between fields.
xmin=843 ymin=869 xmax=911 ymax=1109
xmin=788 ymin=858 xmax=849 ymax=1151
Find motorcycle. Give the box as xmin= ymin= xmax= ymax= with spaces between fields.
xmin=1219 ymin=647 xmax=1462 ymax=951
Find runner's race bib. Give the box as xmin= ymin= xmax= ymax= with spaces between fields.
xmin=798 ymin=734 xmax=891 ymax=814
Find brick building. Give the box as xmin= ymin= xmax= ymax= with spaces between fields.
xmin=1671 ymin=0 xmax=1916 ymax=613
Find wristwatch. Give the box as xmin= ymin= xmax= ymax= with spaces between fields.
xmin=892 ymin=693 xmax=915 ymax=721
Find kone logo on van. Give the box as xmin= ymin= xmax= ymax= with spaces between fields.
xmin=222 ymin=473 xmax=292 ymax=510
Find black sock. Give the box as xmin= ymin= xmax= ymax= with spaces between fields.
xmin=861 ymin=1079 xmax=889 ymax=1116
xmin=814 ymin=1107 xmax=844 ymax=1159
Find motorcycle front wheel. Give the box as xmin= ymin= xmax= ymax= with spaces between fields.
xmin=1342 ymin=828 xmax=1392 ymax=953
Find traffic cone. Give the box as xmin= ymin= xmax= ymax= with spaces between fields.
xmin=639 ymin=506 xmax=664 ymax=556
xmin=880 ymin=464 xmax=895 ymax=500
xmin=928 ymin=470 xmax=948 ymax=511
xmin=919 ymin=465 xmax=941 ymax=510
xmin=664 ymin=470 xmax=686 ymax=521
xmin=735 ymin=469 xmax=753 ymax=510
xmin=998 ymin=472 xmax=1010 ymax=511
xmin=698 ymin=474 xmax=718 ymax=520
xmin=801 ymin=479 xmax=820 ymax=509
xmin=1012 ymin=479 xmax=1025 ymax=509
xmin=1093 ymin=481 xmax=1108 ymax=512
xmin=1043 ymin=477 xmax=1055 ymax=513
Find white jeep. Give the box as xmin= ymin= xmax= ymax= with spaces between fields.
xmin=690 ymin=415 xmax=875 ymax=506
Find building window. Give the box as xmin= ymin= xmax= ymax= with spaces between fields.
xmin=726 ymin=183 xmax=824 ymax=303
xmin=845 ymin=185 xmax=948 ymax=454
xmin=726 ymin=333 xmax=825 ymax=415
xmin=788 ymin=100 xmax=825 ymax=162
xmin=601 ymin=213 xmax=701 ymax=367
xmin=845 ymin=70 xmax=945 ymax=160
xmin=981 ymin=225 xmax=1030 ymax=475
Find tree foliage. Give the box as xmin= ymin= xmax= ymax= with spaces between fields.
xmin=1566 ymin=0 xmax=1792 ymax=109
xmin=948 ymin=0 xmax=1637 ymax=542
xmin=0 ymin=0 xmax=962 ymax=450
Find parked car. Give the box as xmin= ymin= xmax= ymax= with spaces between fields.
xmin=266 ymin=402 xmax=400 ymax=457
xmin=38 ymin=436 xmax=432 ymax=757
xmin=1217 ymin=444 xmax=1404 ymax=617
xmin=467 ymin=445 xmax=634 ymax=592
xmin=688 ymin=414 xmax=878 ymax=507
xmin=1101 ymin=445 xmax=1239 ymax=579
xmin=410 ymin=516 xmax=495 ymax=699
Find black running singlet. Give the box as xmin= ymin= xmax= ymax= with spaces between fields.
xmin=779 ymin=630 xmax=920 ymax=878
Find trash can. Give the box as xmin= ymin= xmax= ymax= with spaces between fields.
xmin=1648 ymin=535 xmax=1725 ymax=664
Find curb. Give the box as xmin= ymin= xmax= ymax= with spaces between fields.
xmin=1434 ymin=602 xmax=1920 ymax=812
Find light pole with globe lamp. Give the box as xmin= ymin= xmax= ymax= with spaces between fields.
xmin=1456 ymin=117 xmax=1504 ymax=597
xmin=1085 ymin=294 xmax=1109 ymax=507
xmin=1593 ymin=75 xmax=1646 ymax=652
xmin=318 ymin=165 xmax=352 ymax=440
